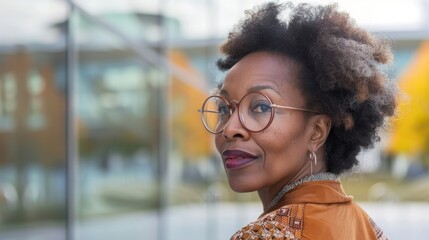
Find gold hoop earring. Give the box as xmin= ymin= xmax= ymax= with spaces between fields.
xmin=310 ymin=151 xmax=317 ymax=166
xmin=309 ymin=151 xmax=317 ymax=175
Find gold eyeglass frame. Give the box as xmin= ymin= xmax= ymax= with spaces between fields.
xmin=198 ymin=92 xmax=321 ymax=134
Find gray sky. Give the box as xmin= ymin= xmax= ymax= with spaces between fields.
xmin=1 ymin=0 xmax=428 ymax=44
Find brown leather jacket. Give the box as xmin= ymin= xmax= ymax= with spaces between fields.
xmin=231 ymin=180 xmax=387 ymax=240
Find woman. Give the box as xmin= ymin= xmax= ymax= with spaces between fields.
xmin=199 ymin=2 xmax=395 ymax=239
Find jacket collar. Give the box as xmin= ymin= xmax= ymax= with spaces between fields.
xmin=263 ymin=180 xmax=352 ymax=215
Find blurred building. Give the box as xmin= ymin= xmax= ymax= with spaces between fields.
xmin=0 ymin=1 xmax=428 ymax=240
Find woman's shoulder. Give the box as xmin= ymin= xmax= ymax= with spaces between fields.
xmin=231 ymin=201 xmax=388 ymax=240
xmin=301 ymin=201 xmax=388 ymax=240
xmin=231 ymin=204 xmax=305 ymax=240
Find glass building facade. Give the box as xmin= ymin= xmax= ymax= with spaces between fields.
xmin=1 ymin=1 xmax=428 ymax=240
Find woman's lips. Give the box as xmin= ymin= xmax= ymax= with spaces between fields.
xmin=222 ymin=150 xmax=258 ymax=169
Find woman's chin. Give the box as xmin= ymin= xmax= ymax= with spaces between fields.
xmin=228 ymin=181 xmax=258 ymax=193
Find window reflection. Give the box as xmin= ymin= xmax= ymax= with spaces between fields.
xmin=0 ymin=48 xmax=67 ymax=239
xmin=1 ymin=73 xmax=16 ymax=131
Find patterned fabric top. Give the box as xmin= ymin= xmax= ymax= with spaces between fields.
xmin=231 ymin=204 xmax=304 ymax=240
xmin=230 ymin=180 xmax=388 ymax=240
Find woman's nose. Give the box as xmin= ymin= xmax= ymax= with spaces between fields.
xmin=221 ymin=109 xmax=250 ymax=140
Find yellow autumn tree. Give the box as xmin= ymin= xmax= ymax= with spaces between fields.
xmin=387 ymin=41 xmax=429 ymax=163
xmin=169 ymin=50 xmax=214 ymax=161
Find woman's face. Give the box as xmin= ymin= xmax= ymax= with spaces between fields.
xmin=215 ymin=51 xmax=314 ymax=193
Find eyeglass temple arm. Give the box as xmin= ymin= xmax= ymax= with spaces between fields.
xmin=271 ymin=104 xmax=321 ymax=114
xmin=197 ymin=109 xmax=220 ymax=113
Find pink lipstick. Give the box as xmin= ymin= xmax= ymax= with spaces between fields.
xmin=222 ymin=150 xmax=258 ymax=169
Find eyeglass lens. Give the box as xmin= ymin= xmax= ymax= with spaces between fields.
xmin=201 ymin=92 xmax=273 ymax=133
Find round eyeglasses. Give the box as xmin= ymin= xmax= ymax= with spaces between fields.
xmin=198 ymin=92 xmax=321 ymax=134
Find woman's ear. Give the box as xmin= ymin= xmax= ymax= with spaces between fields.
xmin=308 ymin=115 xmax=331 ymax=152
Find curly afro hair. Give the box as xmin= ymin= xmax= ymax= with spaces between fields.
xmin=216 ymin=2 xmax=397 ymax=174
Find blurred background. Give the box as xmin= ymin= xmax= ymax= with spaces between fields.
xmin=0 ymin=0 xmax=428 ymax=239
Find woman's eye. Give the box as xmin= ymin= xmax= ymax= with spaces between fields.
xmin=218 ymin=105 xmax=229 ymax=115
xmin=252 ymin=103 xmax=272 ymax=113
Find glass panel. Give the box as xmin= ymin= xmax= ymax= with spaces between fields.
xmin=71 ymin=2 xmax=165 ymax=239
xmin=70 ymin=1 xmax=246 ymax=239
xmin=0 ymin=0 xmax=68 ymax=239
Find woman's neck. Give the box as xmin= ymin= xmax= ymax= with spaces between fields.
xmin=258 ymin=160 xmax=328 ymax=212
